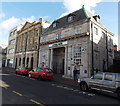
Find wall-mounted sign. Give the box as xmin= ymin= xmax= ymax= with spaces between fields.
xmin=49 ymin=41 xmax=67 ymax=47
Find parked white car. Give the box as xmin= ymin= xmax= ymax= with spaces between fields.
xmin=78 ymin=72 xmax=120 ymax=98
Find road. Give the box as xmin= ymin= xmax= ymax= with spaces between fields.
xmin=1 ymin=69 xmax=120 ymax=105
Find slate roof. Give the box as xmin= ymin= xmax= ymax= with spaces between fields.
xmin=43 ymin=7 xmax=92 ymax=34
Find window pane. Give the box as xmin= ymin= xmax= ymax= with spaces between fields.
xmin=93 ymin=73 xmax=103 ymax=80
xmin=45 ymin=69 xmax=53 ymax=72
xmin=94 ymin=27 xmax=98 ymax=35
xmin=37 ymin=68 xmax=43 ymax=72
xmin=104 ymin=74 xmax=113 ymax=81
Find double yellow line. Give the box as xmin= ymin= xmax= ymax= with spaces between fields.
xmin=12 ymin=91 xmax=23 ymax=96
xmin=12 ymin=90 xmax=44 ymax=106
xmin=30 ymin=99 xmax=44 ymax=106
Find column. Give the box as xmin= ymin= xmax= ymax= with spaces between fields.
xmin=50 ymin=49 xmax=53 ymax=69
xmin=64 ymin=46 xmax=68 ymax=77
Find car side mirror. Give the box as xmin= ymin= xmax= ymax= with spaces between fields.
xmin=91 ymin=76 xmax=94 ymax=79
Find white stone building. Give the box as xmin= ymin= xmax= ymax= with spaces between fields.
xmin=39 ymin=7 xmax=114 ymax=79
xmin=6 ymin=26 xmax=22 ymax=68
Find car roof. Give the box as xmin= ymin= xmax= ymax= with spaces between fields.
xmin=96 ymin=71 xmax=120 ymax=75
xmin=37 ymin=67 xmax=51 ymax=69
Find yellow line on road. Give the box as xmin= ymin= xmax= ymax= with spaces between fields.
xmin=12 ymin=91 xmax=23 ymax=96
xmin=30 ymin=99 xmax=44 ymax=106
xmin=0 ymin=73 xmax=9 ymax=76
xmin=0 ymin=80 xmax=10 ymax=88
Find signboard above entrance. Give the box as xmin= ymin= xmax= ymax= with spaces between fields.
xmin=49 ymin=41 xmax=67 ymax=47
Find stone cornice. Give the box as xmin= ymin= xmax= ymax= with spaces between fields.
xmin=40 ymin=32 xmax=89 ymax=46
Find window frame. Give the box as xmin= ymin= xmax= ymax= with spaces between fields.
xmin=94 ymin=27 xmax=98 ymax=35
xmin=53 ymin=23 xmax=57 ymax=28
xmin=68 ymin=16 xmax=73 ymax=22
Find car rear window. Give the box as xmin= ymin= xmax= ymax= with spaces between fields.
xmin=44 ymin=69 xmax=53 ymax=73
xmin=20 ymin=68 xmax=25 ymax=70
xmin=36 ymin=68 xmax=43 ymax=72
xmin=104 ymin=74 xmax=113 ymax=81
xmin=25 ymin=68 xmax=31 ymax=71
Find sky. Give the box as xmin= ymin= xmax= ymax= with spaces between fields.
xmin=0 ymin=0 xmax=119 ymax=49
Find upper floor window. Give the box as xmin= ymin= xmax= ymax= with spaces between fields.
xmin=56 ymin=33 xmax=61 ymax=39
xmin=42 ymin=37 xmax=46 ymax=42
xmin=102 ymin=31 xmax=106 ymax=38
xmin=36 ymin=29 xmax=39 ymax=36
xmin=10 ymin=32 xmax=13 ymax=36
xmin=9 ymin=39 xmax=15 ymax=45
xmin=8 ymin=49 xmax=14 ymax=54
xmin=68 ymin=16 xmax=73 ymax=22
xmin=94 ymin=27 xmax=98 ymax=35
xmin=53 ymin=23 xmax=57 ymax=28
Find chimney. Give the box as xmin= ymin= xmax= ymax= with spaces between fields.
xmin=113 ymin=45 xmax=117 ymax=51
xmin=45 ymin=21 xmax=51 ymax=24
xmin=39 ymin=18 xmax=43 ymax=23
xmin=93 ymin=15 xmax=100 ymax=22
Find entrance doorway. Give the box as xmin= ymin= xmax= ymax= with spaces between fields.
xmin=30 ymin=57 xmax=33 ymax=69
xmin=53 ymin=47 xmax=65 ymax=75
xmin=15 ymin=58 xmax=17 ymax=69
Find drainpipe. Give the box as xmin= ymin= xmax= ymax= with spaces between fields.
xmin=91 ymin=22 xmax=94 ymax=76
xmin=14 ymin=32 xmax=18 ymax=69
xmin=37 ymin=22 xmax=42 ymax=67
xmin=24 ymin=29 xmax=28 ymax=67
xmin=106 ymin=31 xmax=109 ymax=71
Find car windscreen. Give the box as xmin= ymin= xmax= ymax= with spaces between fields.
xmin=44 ymin=69 xmax=53 ymax=73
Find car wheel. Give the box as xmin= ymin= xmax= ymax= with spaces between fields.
xmin=29 ymin=74 xmax=31 ymax=78
xmin=38 ymin=76 xmax=43 ymax=81
xmin=117 ymin=89 xmax=120 ymax=99
xmin=80 ymin=82 xmax=88 ymax=91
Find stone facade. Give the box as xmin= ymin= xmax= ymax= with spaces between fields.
xmin=39 ymin=7 xmax=114 ymax=79
xmin=6 ymin=27 xmax=19 ymax=68
xmin=15 ymin=19 xmax=42 ymax=69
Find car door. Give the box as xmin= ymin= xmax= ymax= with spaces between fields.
xmin=36 ymin=68 xmax=43 ymax=78
xmin=21 ymin=67 xmax=25 ymax=73
xmin=18 ymin=68 xmax=21 ymax=74
xmin=102 ymin=73 xmax=116 ymax=92
xmin=31 ymin=68 xmax=37 ymax=77
xmin=89 ymin=73 xmax=103 ymax=90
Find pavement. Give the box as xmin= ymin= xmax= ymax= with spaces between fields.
xmin=2 ymin=67 xmax=79 ymax=87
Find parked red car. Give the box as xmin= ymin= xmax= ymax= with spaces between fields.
xmin=16 ymin=67 xmax=31 ymax=75
xmin=28 ymin=67 xmax=54 ymax=80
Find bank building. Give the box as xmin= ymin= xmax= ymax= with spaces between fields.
xmin=39 ymin=6 xmax=114 ymax=79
